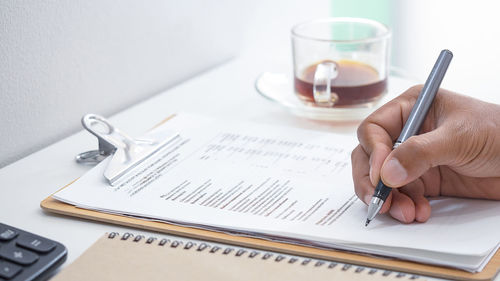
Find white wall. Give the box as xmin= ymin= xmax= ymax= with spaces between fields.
xmin=4 ymin=0 xmax=498 ymax=168
xmin=391 ymin=0 xmax=500 ymax=103
xmin=0 ymin=0 xmax=245 ymax=167
xmin=0 ymin=0 xmax=332 ymax=168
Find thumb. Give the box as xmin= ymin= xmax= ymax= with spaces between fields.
xmin=380 ymin=127 xmax=454 ymax=187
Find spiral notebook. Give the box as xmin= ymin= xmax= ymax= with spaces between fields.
xmin=51 ymin=233 xmax=423 ymax=281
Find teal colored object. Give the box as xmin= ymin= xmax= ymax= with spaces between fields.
xmin=330 ymin=0 xmax=391 ymax=26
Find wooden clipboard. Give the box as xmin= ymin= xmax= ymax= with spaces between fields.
xmin=41 ymin=115 xmax=500 ymax=281
xmin=41 ymin=185 xmax=500 ymax=281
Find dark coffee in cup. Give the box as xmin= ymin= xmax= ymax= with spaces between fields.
xmin=294 ymin=60 xmax=387 ymax=107
xmin=291 ymin=18 xmax=390 ymax=108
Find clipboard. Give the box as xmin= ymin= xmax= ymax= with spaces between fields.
xmin=41 ymin=114 xmax=500 ymax=281
xmin=41 ymin=183 xmax=500 ymax=281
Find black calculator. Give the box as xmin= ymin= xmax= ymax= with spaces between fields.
xmin=0 ymin=223 xmax=67 ymax=281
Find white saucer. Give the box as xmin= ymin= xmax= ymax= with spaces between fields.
xmin=255 ymin=69 xmax=419 ymax=121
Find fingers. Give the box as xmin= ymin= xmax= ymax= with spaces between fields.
xmin=380 ymin=126 xmax=454 ymax=187
xmin=357 ymin=85 xmax=424 ymax=147
xmin=352 ymin=144 xmax=431 ymax=223
xmin=388 ymin=190 xmax=415 ymax=223
xmin=368 ymin=143 xmax=392 ymax=186
xmin=351 ymin=144 xmax=391 ymax=214
xmin=357 ymin=86 xmax=424 ymax=186
xmin=354 ymin=85 xmax=437 ymax=224
xmin=354 ymin=85 xmax=446 ymax=223
xmin=399 ymin=180 xmax=431 ymax=222
xmin=383 ymin=180 xmax=431 ymax=223
xmin=352 ymin=144 xmax=373 ymax=204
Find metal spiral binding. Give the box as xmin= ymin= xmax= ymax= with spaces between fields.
xmin=197 ymin=243 xmax=209 ymax=252
xmin=235 ymin=249 xmax=246 ymax=257
xmin=342 ymin=264 xmax=352 ymax=271
xmin=106 ymin=232 xmax=420 ymax=279
xmin=262 ymin=253 xmax=273 ymax=260
xmin=328 ymin=262 xmax=337 ymax=269
xmin=171 ymin=241 xmax=181 ymax=248
xmin=275 ymin=255 xmax=285 ymax=262
xmin=209 ymin=246 xmax=220 ymax=253
xmin=249 ymin=251 xmax=259 ymax=258
xmin=184 ymin=242 xmax=195 ymax=250
xmin=121 ymin=233 xmax=132 ymax=240
xmin=223 ymin=248 xmax=234 ymax=255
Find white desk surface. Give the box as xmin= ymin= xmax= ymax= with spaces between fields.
xmin=0 ymin=54 xmax=498 ymax=281
xmin=0 ymin=54 xmax=360 ymax=262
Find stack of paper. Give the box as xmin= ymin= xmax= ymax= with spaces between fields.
xmin=53 ymin=113 xmax=500 ymax=272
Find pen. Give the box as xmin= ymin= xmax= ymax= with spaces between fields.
xmin=365 ymin=49 xmax=453 ymax=227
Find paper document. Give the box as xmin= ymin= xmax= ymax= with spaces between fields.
xmin=54 ymin=113 xmax=500 ymax=272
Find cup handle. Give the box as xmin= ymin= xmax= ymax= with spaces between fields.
xmin=313 ymin=62 xmax=338 ymax=106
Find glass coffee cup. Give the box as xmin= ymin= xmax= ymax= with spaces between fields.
xmin=291 ymin=18 xmax=391 ymax=107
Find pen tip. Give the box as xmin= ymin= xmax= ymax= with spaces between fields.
xmin=365 ymin=219 xmax=371 ymax=227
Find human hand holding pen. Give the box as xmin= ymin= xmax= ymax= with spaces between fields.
xmin=352 ymin=87 xmax=500 ymax=223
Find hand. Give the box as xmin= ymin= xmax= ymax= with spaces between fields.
xmin=352 ymin=85 xmax=500 ymax=223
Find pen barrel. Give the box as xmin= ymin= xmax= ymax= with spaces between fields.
xmin=373 ymin=181 xmax=392 ymax=200
xmin=397 ymin=49 xmax=453 ymax=143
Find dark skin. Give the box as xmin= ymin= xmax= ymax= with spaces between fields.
xmin=352 ymin=85 xmax=500 ymax=223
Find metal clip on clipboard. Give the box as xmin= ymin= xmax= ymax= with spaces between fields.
xmin=75 ymin=114 xmax=179 ymax=186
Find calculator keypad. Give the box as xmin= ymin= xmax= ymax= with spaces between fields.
xmin=0 ymin=223 xmax=66 ymax=280
xmin=16 ymin=234 xmax=56 ymax=254
xmin=0 ymin=227 xmax=17 ymax=242
xmin=0 ymin=261 xmax=21 ymax=279
xmin=0 ymin=245 xmax=39 ymax=265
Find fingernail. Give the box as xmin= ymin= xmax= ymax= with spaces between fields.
xmin=391 ymin=203 xmax=406 ymax=222
xmin=382 ymin=158 xmax=408 ymax=186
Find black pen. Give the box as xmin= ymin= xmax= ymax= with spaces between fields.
xmin=365 ymin=49 xmax=453 ymax=226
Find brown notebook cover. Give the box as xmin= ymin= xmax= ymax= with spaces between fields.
xmin=51 ymin=233 xmax=424 ymax=281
